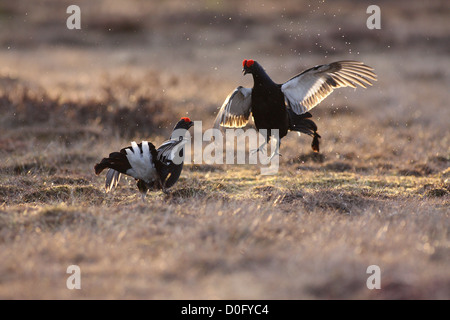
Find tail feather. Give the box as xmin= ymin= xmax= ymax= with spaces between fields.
xmin=94 ymin=152 xmax=131 ymax=175
xmin=312 ymin=132 xmax=320 ymax=153
xmin=105 ymin=169 xmax=121 ymax=193
xmin=94 ymin=161 xmax=108 ymax=175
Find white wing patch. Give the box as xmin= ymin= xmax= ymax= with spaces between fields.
xmin=125 ymin=141 xmax=158 ymax=183
xmin=214 ymin=86 xmax=252 ymax=129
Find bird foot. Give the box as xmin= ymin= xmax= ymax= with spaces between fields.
xmin=251 ymin=141 xmax=268 ymax=155
xmin=250 ymin=146 xmax=267 ymax=155
xmin=269 ymin=151 xmax=282 ymax=161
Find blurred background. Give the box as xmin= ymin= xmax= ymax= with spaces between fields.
xmin=1 ymin=0 xmax=448 ymax=135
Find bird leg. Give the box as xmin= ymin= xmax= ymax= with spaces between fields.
xmin=160 ymin=176 xmax=171 ymax=195
xmin=137 ymin=180 xmax=148 ymax=203
xmin=268 ymin=137 xmax=282 ymax=161
xmin=251 ymin=140 xmax=268 ymax=155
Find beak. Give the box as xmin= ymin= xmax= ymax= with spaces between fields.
xmin=189 ymin=121 xmax=194 ymax=128
xmin=242 ymin=68 xmax=248 ymax=75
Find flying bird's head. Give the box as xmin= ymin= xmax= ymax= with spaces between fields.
xmin=242 ymin=59 xmax=256 ymax=75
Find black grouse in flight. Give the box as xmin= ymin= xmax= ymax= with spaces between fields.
xmin=214 ymin=59 xmax=377 ymax=158
xmin=94 ymin=117 xmax=194 ymax=200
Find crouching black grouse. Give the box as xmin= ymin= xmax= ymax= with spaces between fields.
xmin=214 ymin=59 xmax=377 ymax=158
xmin=94 ymin=117 xmax=194 ymax=200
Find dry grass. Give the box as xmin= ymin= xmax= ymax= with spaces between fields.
xmin=0 ymin=0 xmax=449 ymax=299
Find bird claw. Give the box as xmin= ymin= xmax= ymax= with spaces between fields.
xmin=251 ymin=141 xmax=268 ymax=155
xmin=269 ymin=151 xmax=282 ymax=161
xmin=250 ymin=147 xmax=265 ymax=155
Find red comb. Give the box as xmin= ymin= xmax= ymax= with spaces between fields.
xmin=181 ymin=117 xmax=191 ymax=122
xmin=243 ymin=59 xmax=254 ymax=68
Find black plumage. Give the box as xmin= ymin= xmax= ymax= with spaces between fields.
xmin=214 ymin=59 xmax=377 ymax=158
xmin=94 ymin=117 xmax=194 ymax=199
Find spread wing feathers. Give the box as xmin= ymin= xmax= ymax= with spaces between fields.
xmin=105 ymin=169 xmax=121 ymax=193
xmin=281 ymin=60 xmax=377 ymax=115
xmin=214 ymin=86 xmax=252 ymax=128
xmin=156 ymin=139 xmax=188 ymax=165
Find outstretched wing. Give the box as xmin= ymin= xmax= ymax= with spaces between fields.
xmin=281 ymin=60 xmax=377 ymax=115
xmin=214 ymin=86 xmax=252 ymax=128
